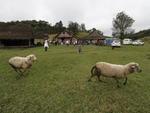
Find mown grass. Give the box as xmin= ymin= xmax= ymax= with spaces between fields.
xmin=0 ymin=44 xmax=150 ymax=113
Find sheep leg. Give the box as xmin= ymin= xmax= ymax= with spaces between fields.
xmin=14 ymin=68 xmax=25 ymax=76
xmin=15 ymin=69 xmax=24 ymax=79
xmin=10 ymin=65 xmax=20 ymax=74
xmin=18 ymin=69 xmax=24 ymax=76
xmin=97 ymin=72 xmax=103 ymax=82
xmin=97 ymin=69 xmax=106 ymax=82
xmin=97 ymin=75 xmax=106 ymax=83
xmin=20 ymin=69 xmax=27 ymax=76
xmin=13 ymin=68 xmax=22 ymax=75
xmin=97 ymin=75 xmax=101 ymax=81
xmin=13 ymin=69 xmax=23 ymax=76
xmin=13 ymin=68 xmax=19 ymax=73
xmin=123 ymin=77 xmax=128 ymax=85
xmin=114 ymin=77 xmax=120 ymax=88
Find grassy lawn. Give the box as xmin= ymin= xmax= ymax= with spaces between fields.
xmin=0 ymin=44 xmax=150 ymax=113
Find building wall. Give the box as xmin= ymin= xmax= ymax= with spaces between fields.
xmin=0 ymin=39 xmax=34 ymax=47
xmin=34 ymin=39 xmax=44 ymax=45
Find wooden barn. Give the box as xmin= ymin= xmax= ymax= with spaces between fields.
xmin=78 ymin=30 xmax=105 ymax=45
xmin=0 ymin=24 xmax=34 ymax=47
xmin=55 ymin=31 xmax=77 ymax=44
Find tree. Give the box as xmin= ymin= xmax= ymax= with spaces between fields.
xmin=54 ymin=21 xmax=65 ymax=33
xmin=80 ymin=23 xmax=86 ymax=32
xmin=88 ymin=28 xmax=103 ymax=35
xmin=112 ymin=12 xmax=135 ymax=40
xmin=31 ymin=20 xmax=51 ymax=35
xmin=68 ymin=21 xmax=80 ymax=35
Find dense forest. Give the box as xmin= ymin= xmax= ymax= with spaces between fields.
xmin=0 ymin=20 xmax=149 ymax=39
xmin=0 ymin=20 xmax=88 ymax=37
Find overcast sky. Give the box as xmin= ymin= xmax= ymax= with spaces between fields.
xmin=0 ymin=0 xmax=150 ymax=36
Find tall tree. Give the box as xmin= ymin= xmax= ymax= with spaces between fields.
xmin=54 ymin=21 xmax=65 ymax=33
xmin=112 ymin=12 xmax=135 ymax=40
xmin=32 ymin=20 xmax=51 ymax=35
xmin=68 ymin=21 xmax=80 ymax=35
xmin=80 ymin=23 xmax=86 ymax=32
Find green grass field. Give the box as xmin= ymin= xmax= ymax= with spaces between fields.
xmin=0 ymin=44 xmax=150 ymax=113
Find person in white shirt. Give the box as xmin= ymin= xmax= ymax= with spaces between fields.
xmin=66 ymin=40 xmax=70 ymax=46
xmin=44 ymin=40 xmax=49 ymax=51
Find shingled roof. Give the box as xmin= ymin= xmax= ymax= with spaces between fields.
xmin=86 ymin=30 xmax=104 ymax=39
xmin=0 ymin=24 xmax=33 ymax=39
xmin=56 ymin=31 xmax=73 ymax=38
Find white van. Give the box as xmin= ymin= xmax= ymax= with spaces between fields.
xmin=111 ymin=40 xmax=121 ymax=47
xmin=123 ymin=39 xmax=132 ymax=45
xmin=132 ymin=39 xmax=144 ymax=46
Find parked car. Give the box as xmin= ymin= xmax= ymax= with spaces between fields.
xmin=123 ymin=38 xmax=132 ymax=45
xmin=111 ymin=40 xmax=121 ymax=49
xmin=132 ymin=40 xmax=144 ymax=46
xmin=104 ymin=38 xmax=114 ymax=46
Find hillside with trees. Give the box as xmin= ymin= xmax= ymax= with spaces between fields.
xmin=0 ymin=20 xmax=89 ymax=37
xmin=129 ymin=29 xmax=150 ymax=40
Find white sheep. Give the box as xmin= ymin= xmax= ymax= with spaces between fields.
xmin=9 ymin=54 xmax=37 ymax=75
xmin=88 ymin=62 xmax=142 ymax=87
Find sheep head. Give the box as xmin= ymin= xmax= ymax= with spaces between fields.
xmin=26 ymin=54 xmax=37 ymax=62
xmin=128 ymin=62 xmax=142 ymax=73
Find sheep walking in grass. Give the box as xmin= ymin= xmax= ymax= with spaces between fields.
xmin=88 ymin=62 xmax=142 ymax=87
xmin=9 ymin=54 xmax=37 ymax=75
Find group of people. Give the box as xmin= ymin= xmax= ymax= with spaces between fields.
xmin=44 ymin=39 xmax=82 ymax=53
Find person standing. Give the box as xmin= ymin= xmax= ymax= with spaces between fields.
xmin=44 ymin=39 xmax=49 ymax=51
xmin=77 ymin=44 xmax=82 ymax=54
xmin=66 ymin=40 xmax=69 ymax=46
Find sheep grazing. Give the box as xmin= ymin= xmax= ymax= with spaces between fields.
xmin=88 ymin=62 xmax=142 ymax=87
xmin=9 ymin=54 xmax=37 ymax=75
